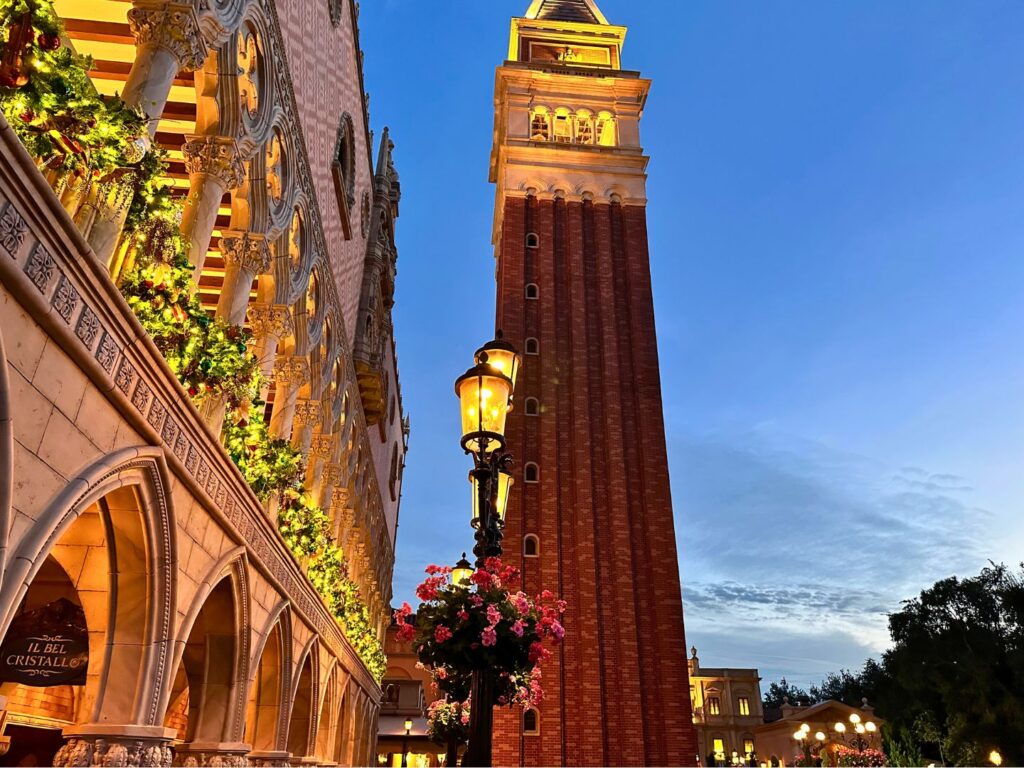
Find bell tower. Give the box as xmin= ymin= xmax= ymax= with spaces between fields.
xmin=490 ymin=1 xmax=699 ymax=766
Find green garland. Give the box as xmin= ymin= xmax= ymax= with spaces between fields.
xmin=0 ymin=0 xmax=149 ymax=177
xmin=121 ymin=255 xmax=261 ymax=409
xmin=223 ymin=414 xmax=304 ymax=502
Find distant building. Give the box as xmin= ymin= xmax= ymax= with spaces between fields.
xmin=375 ymin=620 xmax=447 ymax=768
xmin=689 ymin=647 xmax=765 ymax=766
xmin=756 ymin=699 xmax=885 ymax=767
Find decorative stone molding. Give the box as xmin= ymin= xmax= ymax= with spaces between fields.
xmin=272 ymin=356 xmax=309 ymax=386
xmin=127 ymin=2 xmax=208 ymax=72
xmin=323 ymin=463 xmax=344 ymax=488
xmin=183 ymin=136 xmax=246 ymax=189
xmin=54 ymin=737 xmax=173 ymax=767
xmin=247 ymin=303 xmax=292 ymax=340
xmin=173 ymin=743 xmax=252 ymax=767
xmin=292 ymin=399 xmax=322 ymax=428
xmin=220 ymin=231 xmax=272 ymax=274
xmin=310 ymin=434 xmax=335 ymax=459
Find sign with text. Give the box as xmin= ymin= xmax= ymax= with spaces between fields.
xmin=0 ymin=598 xmax=88 ymax=686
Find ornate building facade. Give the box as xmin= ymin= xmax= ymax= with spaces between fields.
xmin=0 ymin=0 xmax=406 ymax=765
xmin=488 ymin=1 xmax=699 ymax=765
xmin=688 ymin=648 xmax=764 ymax=766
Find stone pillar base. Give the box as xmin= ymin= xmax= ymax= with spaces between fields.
xmin=55 ymin=724 xmax=177 ymax=767
xmin=174 ymin=741 xmax=252 ymax=767
xmin=247 ymin=751 xmax=292 ymax=768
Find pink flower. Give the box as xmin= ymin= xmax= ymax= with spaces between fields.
xmin=434 ymin=625 xmax=452 ymax=643
xmin=469 ymin=595 xmax=484 ymax=608
xmin=436 ymin=667 xmax=448 ymax=680
xmin=487 ymin=604 xmax=502 ymax=627
xmin=550 ymin=621 xmax=565 ymax=641
xmin=397 ymin=623 xmax=416 ymax=642
xmin=511 ymin=620 xmax=525 ymax=637
xmin=481 ymin=626 xmax=497 ymax=647
xmin=457 ymin=609 xmax=469 ymax=621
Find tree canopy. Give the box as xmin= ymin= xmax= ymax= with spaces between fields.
xmin=762 ymin=563 xmax=1024 ymax=766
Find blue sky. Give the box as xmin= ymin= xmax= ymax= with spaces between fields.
xmin=358 ymin=1 xmax=1024 ymax=687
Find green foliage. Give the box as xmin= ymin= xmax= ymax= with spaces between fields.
xmin=222 ymin=414 xmax=304 ymax=502
xmin=121 ymin=256 xmax=261 ymax=410
xmin=762 ymin=677 xmax=812 ymax=710
xmin=0 ymin=0 xmax=149 ymax=177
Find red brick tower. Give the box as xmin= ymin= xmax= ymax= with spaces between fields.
xmin=489 ymin=1 xmax=699 ymax=766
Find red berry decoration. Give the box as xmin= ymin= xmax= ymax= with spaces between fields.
xmin=38 ymin=33 xmax=61 ymax=51
xmin=18 ymin=108 xmax=33 ymax=122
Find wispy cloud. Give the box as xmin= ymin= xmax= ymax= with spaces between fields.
xmin=671 ymin=428 xmax=990 ymax=685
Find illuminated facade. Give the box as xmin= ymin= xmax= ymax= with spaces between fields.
xmin=0 ymin=0 xmax=406 ymax=765
xmin=688 ymin=648 xmax=764 ymax=766
xmin=489 ymin=0 xmax=699 ymax=764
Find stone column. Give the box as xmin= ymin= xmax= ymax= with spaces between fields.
xmin=268 ymin=356 xmax=308 ymax=441
xmin=247 ymin=304 xmax=293 ymax=401
xmin=318 ymin=462 xmax=344 ymax=510
xmin=306 ymin=434 xmax=335 ymax=498
xmin=217 ymin=231 xmax=270 ymax=325
xmin=54 ymin=725 xmax=176 ymax=767
xmin=183 ymin=139 xmax=246 ymax=272
xmin=86 ymin=3 xmax=208 ymax=266
xmin=125 ymin=2 xmax=208 ymax=133
xmin=290 ymin=400 xmax=321 ymax=454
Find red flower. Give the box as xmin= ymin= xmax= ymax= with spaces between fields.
xmin=434 ymin=625 xmax=452 ymax=643
xmin=396 ymin=624 xmax=416 ymax=642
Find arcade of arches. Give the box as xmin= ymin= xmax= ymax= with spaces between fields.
xmin=0 ymin=0 xmax=406 ymax=764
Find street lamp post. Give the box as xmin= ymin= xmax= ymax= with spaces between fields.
xmin=454 ymin=334 xmax=521 ymax=768
xmin=834 ymin=713 xmax=878 ymax=752
xmin=401 ymin=717 xmax=413 ymax=768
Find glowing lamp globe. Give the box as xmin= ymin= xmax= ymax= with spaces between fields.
xmin=865 ymin=722 xmax=877 ymax=733
xmin=800 ymin=724 xmax=811 ymax=733
xmin=793 ymin=732 xmax=805 ymax=741
xmin=452 ymin=553 xmax=473 ymax=588
xmin=849 ymin=713 xmax=861 ymax=725
xmin=815 ymin=732 xmax=826 ymax=742
xmin=855 ymin=724 xmax=866 ymax=734
xmin=834 ymin=722 xmax=846 ymax=733
xmin=455 ymin=358 xmax=513 ymax=453
xmin=471 ymin=467 xmax=514 ymax=524
xmin=475 ymin=335 xmax=522 ymax=393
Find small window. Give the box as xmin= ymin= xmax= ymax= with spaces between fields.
xmin=525 ymin=338 xmax=539 ymax=355
xmin=524 ymin=397 xmax=539 ymax=416
xmin=526 ymin=233 xmax=539 ymax=249
xmin=712 ymin=739 xmax=725 ymax=762
xmin=744 ymin=739 xmax=755 ymax=756
xmin=552 ymin=112 xmax=572 ymax=143
xmin=525 ymin=283 xmax=539 ymax=299
xmin=530 ymin=111 xmax=550 ymax=142
xmin=524 ymin=463 xmax=539 ymax=484
xmin=523 ymin=534 xmax=539 ymax=557
xmin=738 ymin=697 xmax=750 ymax=716
xmin=707 ymin=697 xmax=721 ymax=716
xmin=523 ymin=708 xmax=539 ymax=735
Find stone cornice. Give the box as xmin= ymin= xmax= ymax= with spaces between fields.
xmin=0 ymin=119 xmax=381 ymax=698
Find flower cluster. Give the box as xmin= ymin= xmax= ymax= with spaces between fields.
xmin=411 ymin=557 xmax=566 ymax=712
xmin=834 ymin=746 xmax=887 ymax=767
xmin=426 ymin=697 xmax=470 ymax=746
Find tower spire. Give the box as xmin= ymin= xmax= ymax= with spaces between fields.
xmin=524 ymin=0 xmax=609 ymax=24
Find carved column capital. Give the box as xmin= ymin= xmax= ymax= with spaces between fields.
xmin=220 ymin=230 xmax=272 ymax=274
xmin=55 ymin=737 xmax=173 ymax=767
xmin=323 ymin=462 xmax=345 ymax=488
xmin=247 ymin=303 xmax=293 ymax=340
xmin=310 ymin=434 xmax=336 ymax=459
xmin=128 ymin=2 xmax=208 ymax=71
xmin=293 ymin=399 xmax=322 ymax=428
xmin=272 ymin=355 xmax=308 ymax=386
xmin=183 ymin=135 xmax=246 ymax=189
